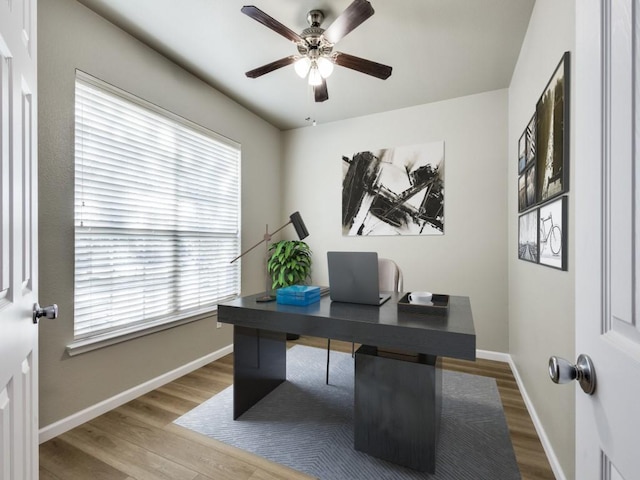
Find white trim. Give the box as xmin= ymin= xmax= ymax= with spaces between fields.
xmin=66 ymin=310 xmax=219 ymax=356
xmin=508 ymin=355 xmax=567 ymax=480
xmin=38 ymin=343 xmax=234 ymax=444
xmin=478 ymin=349 xmax=566 ymax=479
xmin=476 ymin=349 xmax=511 ymax=363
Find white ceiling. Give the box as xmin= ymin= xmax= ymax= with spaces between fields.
xmin=76 ymin=0 xmax=535 ymax=130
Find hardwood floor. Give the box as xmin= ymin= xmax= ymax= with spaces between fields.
xmin=40 ymin=337 xmax=556 ymax=479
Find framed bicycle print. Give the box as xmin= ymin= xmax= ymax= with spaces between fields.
xmin=518 ymin=209 xmax=538 ymax=264
xmin=538 ymin=196 xmax=567 ymax=270
xmin=536 ymin=51 xmax=570 ymax=204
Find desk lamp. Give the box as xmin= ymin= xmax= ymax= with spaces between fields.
xmin=230 ymin=211 xmax=309 ymax=302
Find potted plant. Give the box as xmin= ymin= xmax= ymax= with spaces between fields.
xmin=267 ymin=240 xmax=312 ymax=289
xmin=267 ymin=240 xmax=312 ymax=341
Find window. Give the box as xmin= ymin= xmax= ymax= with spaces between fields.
xmin=71 ymin=71 xmax=240 ymax=353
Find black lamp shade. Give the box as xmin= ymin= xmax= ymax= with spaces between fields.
xmin=290 ymin=211 xmax=309 ymax=240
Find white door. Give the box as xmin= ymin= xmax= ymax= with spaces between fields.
xmin=575 ymin=0 xmax=640 ymax=479
xmin=0 ymin=0 xmax=39 ymax=478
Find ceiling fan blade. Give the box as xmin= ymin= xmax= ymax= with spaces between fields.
xmin=246 ymin=56 xmax=296 ymax=78
xmin=314 ymin=79 xmax=329 ymax=103
xmin=241 ymin=6 xmax=303 ymax=44
xmin=322 ymin=0 xmax=375 ymax=44
xmin=333 ymin=52 xmax=392 ymax=80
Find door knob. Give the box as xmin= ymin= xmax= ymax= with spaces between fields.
xmin=33 ymin=303 xmax=58 ymax=324
xmin=548 ymin=354 xmax=596 ymax=395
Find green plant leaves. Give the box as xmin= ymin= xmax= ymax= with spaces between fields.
xmin=267 ymin=240 xmax=312 ymax=289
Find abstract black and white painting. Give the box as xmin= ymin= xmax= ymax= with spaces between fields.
xmin=536 ymin=52 xmax=569 ymax=203
xmin=342 ymin=141 xmax=444 ymax=236
xmin=538 ymin=196 xmax=567 ymax=270
xmin=518 ymin=209 xmax=538 ymax=263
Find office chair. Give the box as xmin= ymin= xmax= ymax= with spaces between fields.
xmin=326 ymin=258 xmax=403 ymax=384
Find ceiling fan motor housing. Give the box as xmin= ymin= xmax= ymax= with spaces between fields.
xmin=298 ymin=10 xmax=334 ymax=58
xmin=307 ymin=9 xmax=324 ymax=27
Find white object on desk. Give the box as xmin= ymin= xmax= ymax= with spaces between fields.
xmin=408 ymin=291 xmax=433 ymax=304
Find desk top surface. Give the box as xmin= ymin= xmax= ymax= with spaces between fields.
xmin=219 ymin=292 xmax=476 ymax=360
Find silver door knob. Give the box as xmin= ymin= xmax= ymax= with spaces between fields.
xmin=33 ymin=303 xmax=58 ymax=324
xmin=548 ymin=354 xmax=596 ymax=395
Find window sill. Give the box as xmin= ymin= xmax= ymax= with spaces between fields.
xmin=66 ymin=309 xmax=219 ymax=357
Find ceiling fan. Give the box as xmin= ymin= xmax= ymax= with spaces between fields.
xmin=241 ymin=0 xmax=393 ymax=103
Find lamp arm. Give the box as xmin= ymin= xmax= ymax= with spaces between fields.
xmin=229 ymin=220 xmax=292 ymax=264
xmin=268 ymin=220 xmax=292 ymax=237
xmin=229 ymin=236 xmax=266 ymax=264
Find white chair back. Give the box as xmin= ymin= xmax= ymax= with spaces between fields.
xmin=378 ymin=258 xmax=403 ymax=293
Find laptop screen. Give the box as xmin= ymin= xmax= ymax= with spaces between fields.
xmin=327 ymin=251 xmax=390 ymax=306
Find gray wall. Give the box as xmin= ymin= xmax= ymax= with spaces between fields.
xmin=38 ymin=0 xmax=282 ymax=427
xmin=508 ymin=0 xmax=576 ymax=478
xmin=282 ymin=90 xmax=509 ymax=353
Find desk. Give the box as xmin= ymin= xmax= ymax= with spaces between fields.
xmin=218 ymin=292 xmax=476 ymax=472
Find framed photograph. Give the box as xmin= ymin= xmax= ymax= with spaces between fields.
xmin=536 ymin=52 xmax=570 ymax=204
xmin=518 ymin=174 xmax=527 ymax=212
xmin=525 ymin=164 xmax=536 ymax=209
xmin=518 ymin=164 xmax=537 ymax=213
xmin=518 ymin=130 xmax=526 ymax=174
xmin=526 ymin=113 xmax=536 ymax=168
xmin=518 ymin=209 xmax=538 ymax=263
xmin=538 ymin=196 xmax=567 ymax=270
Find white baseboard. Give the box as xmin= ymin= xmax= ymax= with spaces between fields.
xmin=38 ymin=343 xmax=234 ymax=444
xmin=476 ymin=348 xmax=565 ymax=480
xmin=507 ymin=356 xmax=566 ymax=480
xmin=476 ymin=348 xmax=511 ymax=363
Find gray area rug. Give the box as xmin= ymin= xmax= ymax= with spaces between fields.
xmin=175 ymin=345 xmax=520 ymax=480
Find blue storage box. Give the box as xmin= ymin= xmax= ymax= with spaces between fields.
xmin=276 ymin=285 xmax=321 ymax=306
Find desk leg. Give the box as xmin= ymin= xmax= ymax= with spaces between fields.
xmin=233 ymin=326 xmax=286 ymax=419
xmin=354 ymin=345 xmax=442 ymax=472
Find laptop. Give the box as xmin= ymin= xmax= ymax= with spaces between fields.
xmin=327 ymin=251 xmax=391 ymax=306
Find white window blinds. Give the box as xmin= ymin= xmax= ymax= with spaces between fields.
xmin=74 ymin=71 xmax=240 ymax=342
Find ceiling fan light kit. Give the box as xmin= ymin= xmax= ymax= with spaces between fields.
xmin=316 ymin=57 xmax=334 ymax=78
xmin=242 ymin=0 xmax=392 ymax=103
xmin=308 ymin=66 xmax=323 ymax=86
xmin=294 ymin=56 xmax=311 ymax=78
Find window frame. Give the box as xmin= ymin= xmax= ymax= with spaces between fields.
xmin=68 ymin=70 xmax=241 ymax=356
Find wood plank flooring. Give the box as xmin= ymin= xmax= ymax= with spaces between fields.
xmin=40 ymin=337 xmax=556 ymax=479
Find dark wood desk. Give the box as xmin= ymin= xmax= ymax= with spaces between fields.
xmin=218 ymin=292 xmax=476 ymax=472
